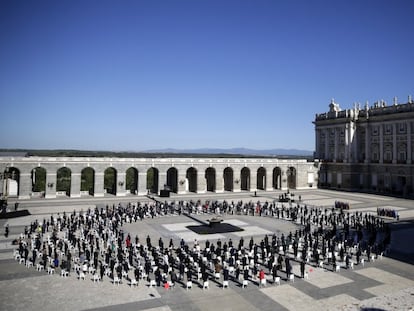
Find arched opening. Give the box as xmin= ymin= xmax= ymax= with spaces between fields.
xmin=104 ymin=167 xmax=117 ymax=195
xmin=205 ymin=167 xmax=216 ymax=192
xmin=57 ymin=167 xmax=71 ymax=196
xmin=223 ymin=167 xmax=233 ymax=191
xmin=273 ymin=167 xmax=282 ymax=189
xmin=147 ymin=168 xmax=159 ymax=194
xmin=241 ymin=167 xmax=250 ymax=191
xmin=81 ymin=167 xmax=95 ymax=196
xmin=287 ymin=166 xmax=297 ymax=189
xmin=257 ymin=167 xmax=266 ymax=190
xmin=2 ymin=167 xmax=20 ymax=198
xmin=167 ymin=167 xmax=178 ymax=193
xmin=31 ymin=167 xmax=46 ymax=194
xmin=126 ymin=167 xmax=138 ymax=194
xmin=186 ymin=167 xmax=197 ymax=193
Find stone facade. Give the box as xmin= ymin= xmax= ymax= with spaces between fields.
xmin=0 ymin=156 xmax=318 ymax=200
xmin=314 ymin=97 xmax=414 ymax=197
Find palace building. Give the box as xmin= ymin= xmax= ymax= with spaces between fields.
xmin=314 ymin=96 xmax=414 ymax=198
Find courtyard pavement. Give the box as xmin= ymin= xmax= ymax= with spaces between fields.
xmin=0 ymin=189 xmax=413 ymax=311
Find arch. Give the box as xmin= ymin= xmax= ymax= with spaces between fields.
xmin=223 ymin=167 xmax=233 ymax=191
xmin=273 ymin=167 xmax=282 ymax=189
xmin=205 ymin=167 xmax=216 ymax=192
xmin=287 ymin=166 xmax=297 ymax=189
xmin=240 ymin=167 xmax=250 ymax=191
xmin=81 ymin=167 xmax=95 ymax=196
xmin=257 ymin=167 xmax=266 ymax=190
xmin=31 ymin=167 xmax=46 ymax=193
xmin=104 ymin=167 xmax=117 ymax=195
xmin=57 ymin=167 xmax=71 ymax=196
xmin=186 ymin=167 xmax=197 ymax=193
xmin=147 ymin=167 xmax=159 ymax=194
xmin=2 ymin=167 xmax=20 ymax=197
xmin=126 ymin=167 xmax=138 ymax=194
xmin=167 ymin=167 xmax=178 ymax=193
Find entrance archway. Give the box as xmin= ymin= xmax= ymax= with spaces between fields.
xmin=3 ymin=167 xmax=20 ymax=197
xmin=147 ymin=168 xmax=159 ymax=194
xmin=241 ymin=167 xmax=250 ymax=191
xmin=186 ymin=167 xmax=197 ymax=193
xmin=273 ymin=167 xmax=282 ymax=189
xmin=81 ymin=167 xmax=95 ymax=195
xmin=257 ymin=167 xmax=266 ymax=190
xmin=167 ymin=167 xmax=178 ymax=193
xmin=57 ymin=167 xmax=71 ymax=196
xmin=31 ymin=167 xmax=46 ymax=194
xmin=126 ymin=167 xmax=138 ymax=194
xmin=287 ymin=166 xmax=296 ymax=189
xmin=224 ymin=167 xmax=233 ymax=191
xmin=205 ymin=167 xmax=216 ymax=192
xmin=104 ymin=167 xmax=117 ymax=195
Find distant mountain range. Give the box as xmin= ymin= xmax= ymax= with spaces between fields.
xmin=143 ymin=148 xmax=313 ymax=156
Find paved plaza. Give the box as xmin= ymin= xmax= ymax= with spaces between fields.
xmin=0 ymin=189 xmax=413 ymax=311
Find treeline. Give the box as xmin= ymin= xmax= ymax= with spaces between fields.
xmin=0 ymin=149 xmax=312 ymax=160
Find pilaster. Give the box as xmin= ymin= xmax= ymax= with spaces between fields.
xmin=116 ymin=172 xmax=127 ymax=196
xmin=138 ymin=172 xmax=147 ymax=195
xmin=94 ymin=172 xmax=104 ymax=197
xmin=70 ymin=173 xmax=81 ymax=198
xmin=197 ymin=171 xmax=206 ymax=194
xmin=45 ymin=173 xmax=57 ymax=199
xmin=18 ymin=173 xmax=32 ymax=199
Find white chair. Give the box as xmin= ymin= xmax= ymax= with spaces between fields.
xmin=130 ymin=278 xmax=138 ymax=287
xmin=47 ymin=267 xmax=55 ymax=274
xmin=335 ymin=265 xmax=340 ymax=272
xmin=61 ymin=270 xmax=69 ymax=277
xmin=350 ymin=262 xmax=354 ymax=270
xmin=304 ymin=272 xmax=309 ymax=280
xmin=222 ymin=280 xmax=229 ymax=289
xmin=203 ymin=281 xmax=209 ymax=290
xmin=289 ymin=274 xmax=295 ymax=283
xmin=36 ymin=264 xmax=44 ymax=271
xmin=361 ymin=258 xmax=365 ymax=267
xmin=186 ymin=281 xmax=192 ymax=290
xmin=79 ymin=272 xmax=86 ymax=280
xmin=214 ymin=272 xmax=220 ymax=280
xmin=319 ymin=261 xmax=324 ymax=269
xmin=149 ymin=279 xmax=156 ymax=288
xmin=260 ymin=278 xmax=267 ymax=287
xmin=113 ymin=276 xmax=121 ymax=285
xmin=275 ymin=276 xmax=281 ymax=285
xmin=19 ymin=258 xmax=25 ymax=264
xmin=26 ymin=261 xmax=33 ymax=268
xmin=242 ymin=280 xmax=248 ymax=288
xmin=93 ymin=274 xmax=100 ymax=283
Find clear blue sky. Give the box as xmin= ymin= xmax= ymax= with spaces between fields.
xmin=1 ymin=0 xmax=413 ymax=152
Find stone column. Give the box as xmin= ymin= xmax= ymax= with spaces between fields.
xmin=158 ymin=172 xmax=166 ymax=195
xmin=407 ymin=121 xmax=412 ymax=164
xmin=344 ymin=124 xmax=349 ymax=162
xmin=177 ymin=173 xmax=187 ymax=194
xmin=250 ymin=171 xmax=257 ymax=192
xmin=45 ymin=172 xmax=57 ymax=199
xmin=116 ymin=171 xmax=126 ymax=196
xmin=70 ymin=173 xmax=81 ymax=198
xmin=94 ymin=172 xmax=104 ymax=197
xmin=365 ymin=124 xmax=370 ymax=163
xmin=334 ymin=128 xmax=339 ymax=162
xmin=197 ymin=171 xmax=206 ymax=194
xmin=379 ymin=125 xmax=384 ymax=163
xmin=281 ymin=170 xmax=288 ymax=191
xmin=393 ymin=123 xmax=397 ymax=164
xmin=266 ymin=169 xmax=273 ymax=191
xmin=215 ymin=172 xmax=224 ymax=193
xmin=233 ymin=170 xmax=241 ymax=192
xmin=138 ymin=172 xmax=147 ymax=195
xmin=315 ymin=129 xmax=320 ymax=159
xmin=324 ymin=128 xmax=329 ymax=160
xmin=18 ymin=172 xmax=32 ymax=199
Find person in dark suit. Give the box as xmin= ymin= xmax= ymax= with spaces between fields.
xmin=223 ymin=267 xmax=229 ymax=281
xmin=300 ymin=260 xmax=305 ymax=278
